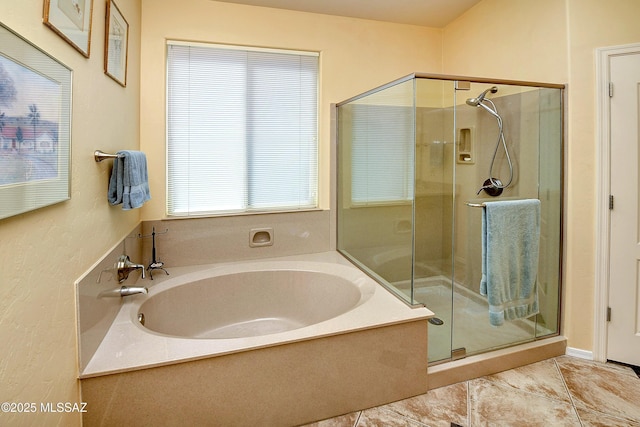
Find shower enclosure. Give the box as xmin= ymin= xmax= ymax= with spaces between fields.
xmin=336 ymin=74 xmax=563 ymax=364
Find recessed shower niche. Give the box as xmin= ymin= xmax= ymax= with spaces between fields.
xmin=457 ymin=127 xmax=474 ymax=164
xmin=336 ymin=74 xmax=564 ymax=364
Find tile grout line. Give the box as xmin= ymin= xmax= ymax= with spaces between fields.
xmin=377 ymin=405 xmax=431 ymax=427
xmin=477 ymin=372 xmax=582 ymax=422
xmin=553 ymin=357 xmax=584 ymax=425
xmin=353 ymin=410 xmax=362 ymax=427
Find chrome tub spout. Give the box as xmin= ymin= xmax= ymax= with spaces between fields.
xmin=99 ymin=286 xmax=148 ymax=298
xmin=119 ymin=286 xmax=148 ymax=296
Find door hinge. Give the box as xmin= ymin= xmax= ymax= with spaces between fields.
xmin=609 ymin=82 xmax=614 ymax=98
xmin=609 ymin=195 xmax=614 ymax=210
xmin=451 ymin=347 xmax=467 ymax=360
xmin=607 ymin=307 xmax=612 ymax=322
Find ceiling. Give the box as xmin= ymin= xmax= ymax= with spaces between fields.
xmin=213 ymin=0 xmax=482 ymax=28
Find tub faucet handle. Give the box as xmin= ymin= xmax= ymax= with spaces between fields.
xmin=116 ymin=255 xmax=146 ymax=282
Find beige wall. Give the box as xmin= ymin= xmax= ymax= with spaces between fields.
xmin=443 ymin=0 xmax=569 ymax=83
xmin=1 ymin=1 xmax=440 ymax=423
xmin=444 ymin=0 xmax=640 ymax=351
xmin=139 ymin=0 xmax=443 ymax=218
xmin=4 ymin=0 xmax=640 ymax=424
xmin=562 ymin=0 xmax=640 ymax=352
xmin=0 ymin=0 xmax=142 ymax=425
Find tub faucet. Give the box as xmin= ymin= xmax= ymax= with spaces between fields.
xmin=98 ymin=286 xmax=148 ymax=298
xmin=119 ymin=286 xmax=148 ymax=296
xmin=116 ymin=255 xmax=146 ymax=283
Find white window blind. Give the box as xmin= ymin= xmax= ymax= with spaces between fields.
xmin=166 ymin=42 xmax=318 ymax=216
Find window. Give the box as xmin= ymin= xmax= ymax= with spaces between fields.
xmin=166 ymin=42 xmax=318 ymax=216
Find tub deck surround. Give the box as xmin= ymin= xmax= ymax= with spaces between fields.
xmin=79 ymin=251 xmax=434 ymax=378
xmin=75 ymin=223 xmax=144 ymax=371
xmin=80 ymin=251 xmax=432 ymax=426
xmin=81 ymin=320 xmax=429 ymax=426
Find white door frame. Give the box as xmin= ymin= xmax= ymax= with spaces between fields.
xmin=594 ymin=42 xmax=640 ymax=363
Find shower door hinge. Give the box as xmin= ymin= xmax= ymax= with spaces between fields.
xmin=607 ymin=307 xmax=612 ymax=322
xmin=609 ymin=195 xmax=614 ymax=210
xmin=451 ymin=347 xmax=467 ymax=360
xmin=609 ymin=82 xmax=614 ymax=98
xmin=455 ymin=81 xmax=471 ymax=91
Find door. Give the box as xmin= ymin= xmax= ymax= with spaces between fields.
xmin=608 ymin=51 xmax=640 ymax=365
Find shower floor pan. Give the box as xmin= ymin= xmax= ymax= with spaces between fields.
xmin=394 ymin=276 xmax=555 ymax=363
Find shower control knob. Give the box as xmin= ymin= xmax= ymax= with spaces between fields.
xmin=477 ymin=178 xmax=504 ymax=197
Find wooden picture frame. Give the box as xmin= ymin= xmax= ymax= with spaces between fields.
xmin=0 ymin=22 xmax=72 ymax=220
xmin=43 ymin=0 xmax=93 ymax=57
xmin=104 ymin=0 xmax=129 ymax=87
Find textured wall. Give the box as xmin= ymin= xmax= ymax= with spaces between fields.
xmin=4 ymin=1 xmax=640 ymax=425
xmin=0 ymin=1 xmax=142 ymax=425
xmin=139 ymin=0 xmax=444 ymax=219
xmin=562 ymin=0 xmax=640 ymax=352
xmin=443 ymin=0 xmax=640 ymax=352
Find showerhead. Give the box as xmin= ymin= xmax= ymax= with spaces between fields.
xmin=466 ymin=86 xmax=498 ymax=107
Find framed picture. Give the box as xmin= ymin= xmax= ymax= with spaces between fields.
xmin=43 ymin=0 xmax=94 ymax=58
xmin=0 ymin=22 xmax=72 ymax=221
xmin=104 ymin=0 xmax=129 ymax=87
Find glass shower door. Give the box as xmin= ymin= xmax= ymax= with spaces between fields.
xmin=449 ymin=83 xmax=563 ymax=358
xmin=413 ymin=78 xmax=456 ymax=363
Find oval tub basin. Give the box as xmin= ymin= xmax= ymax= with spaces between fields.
xmin=138 ymin=269 xmax=374 ymax=339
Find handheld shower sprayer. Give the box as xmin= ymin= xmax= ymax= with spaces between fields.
xmin=465 ymin=86 xmax=498 ymax=107
xmin=465 ymin=86 xmax=514 ymax=196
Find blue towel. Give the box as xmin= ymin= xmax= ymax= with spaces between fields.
xmin=108 ymin=150 xmax=151 ymax=210
xmin=480 ymin=199 xmax=540 ymax=326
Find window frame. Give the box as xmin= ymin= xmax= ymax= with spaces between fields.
xmin=165 ymin=40 xmax=320 ymax=217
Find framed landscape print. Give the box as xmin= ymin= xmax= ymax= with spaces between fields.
xmin=0 ymin=23 xmax=72 ymax=220
xmin=104 ymin=0 xmax=129 ymax=86
xmin=43 ymin=0 xmax=94 ymax=57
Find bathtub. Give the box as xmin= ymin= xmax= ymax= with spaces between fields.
xmin=80 ymin=251 xmax=432 ymax=426
xmin=138 ymin=268 xmax=376 ymax=340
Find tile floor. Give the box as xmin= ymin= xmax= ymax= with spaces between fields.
xmin=303 ymin=356 xmax=640 ymax=426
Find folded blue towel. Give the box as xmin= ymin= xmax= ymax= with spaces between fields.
xmin=107 ymin=150 xmax=151 ymax=210
xmin=480 ymin=199 xmax=540 ymax=326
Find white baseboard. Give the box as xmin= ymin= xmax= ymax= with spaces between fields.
xmin=565 ymin=347 xmax=593 ymax=360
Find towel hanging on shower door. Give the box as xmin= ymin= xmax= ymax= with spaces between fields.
xmin=480 ymin=199 xmax=540 ymax=326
